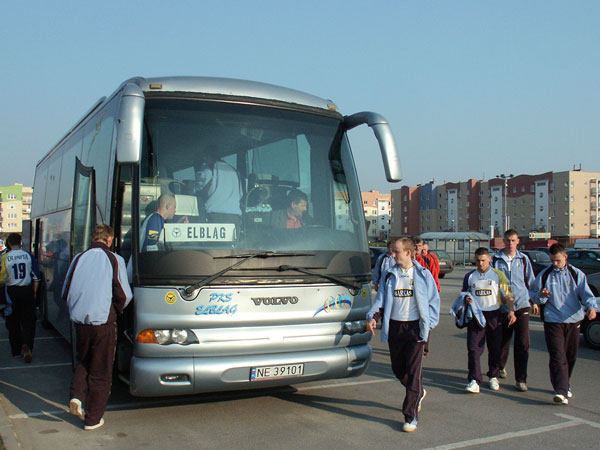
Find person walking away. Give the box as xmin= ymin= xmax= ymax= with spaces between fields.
xmin=529 ymin=243 xmax=597 ymax=405
xmin=492 ymin=229 xmax=536 ymax=391
xmin=63 ymin=224 xmax=132 ymax=430
xmin=367 ymin=237 xmax=440 ymax=432
xmin=0 ymin=233 xmax=40 ymax=363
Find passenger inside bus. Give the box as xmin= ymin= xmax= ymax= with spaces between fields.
xmin=193 ymin=155 xmax=242 ymax=229
xmin=141 ymin=194 xmax=187 ymax=251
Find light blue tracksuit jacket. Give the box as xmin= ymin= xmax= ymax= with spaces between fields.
xmin=367 ymin=261 xmax=440 ymax=342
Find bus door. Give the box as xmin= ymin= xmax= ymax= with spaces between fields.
xmin=71 ymin=157 xmax=97 ymax=256
xmin=68 ymin=157 xmax=97 ymax=362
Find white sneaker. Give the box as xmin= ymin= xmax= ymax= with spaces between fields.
xmin=466 ymin=380 xmax=480 ymax=393
xmin=553 ymin=394 xmax=568 ymax=405
xmin=402 ymin=422 xmax=417 ymax=432
xmin=84 ymin=418 xmax=104 ymax=431
xmin=567 ymin=389 xmax=573 ymax=398
xmin=498 ymin=368 xmax=507 ymax=378
xmin=418 ymin=389 xmax=427 ymax=412
xmin=489 ymin=377 xmax=500 ymax=391
xmin=515 ymin=382 xmax=528 ymax=392
xmin=69 ymin=398 xmax=84 ymax=420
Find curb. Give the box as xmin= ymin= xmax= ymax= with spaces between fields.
xmin=0 ymin=394 xmax=20 ymax=450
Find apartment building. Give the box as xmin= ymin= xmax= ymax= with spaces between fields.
xmin=0 ymin=183 xmax=33 ymax=238
xmin=361 ymin=190 xmax=391 ymax=241
xmin=391 ymin=169 xmax=600 ymax=244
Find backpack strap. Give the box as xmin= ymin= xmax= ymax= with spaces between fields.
xmin=567 ymin=264 xmax=579 ymax=285
xmin=521 ymin=255 xmax=530 ymax=289
xmin=540 ymin=265 xmax=552 ymax=291
xmin=376 ymin=253 xmax=386 ymax=279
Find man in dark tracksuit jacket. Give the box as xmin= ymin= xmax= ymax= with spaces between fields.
xmin=63 ymin=225 xmax=132 ymax=430
xmin=529 ymin=243 xmax=597 ymax=405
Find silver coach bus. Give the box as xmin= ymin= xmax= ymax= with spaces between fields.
xmin=31 ymin=77 xmax=401 ymax=396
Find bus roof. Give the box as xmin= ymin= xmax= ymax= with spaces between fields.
xmin=125 ymin=76 xmax=339 ymax=112
xmin=37 ymin=76 xmax=340 ymax=167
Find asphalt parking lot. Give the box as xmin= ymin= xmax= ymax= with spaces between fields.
xmin=1 ymin=267 xmax=599 ymax=449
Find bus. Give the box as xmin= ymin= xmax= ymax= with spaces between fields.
xmin=31 ymin=76 xmax=401 ymax=397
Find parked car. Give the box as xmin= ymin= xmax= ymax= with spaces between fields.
xmin=582 ymin=272 xmax=600 ymax=349
xmin=369 ymin=246 xmax=387 ymax=269
xmin=430 ymin=249 xmax=453 ymax=278
xmin=521 ymin=250 xmax=551 ymax=276
xmin=528 ymin=246 xmax=551 ymax=254
xmin=565 ymin=249 xmax=600 ymax=275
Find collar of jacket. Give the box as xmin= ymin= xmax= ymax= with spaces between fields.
xmin=90 ymin=241 xmax=111 ymax=252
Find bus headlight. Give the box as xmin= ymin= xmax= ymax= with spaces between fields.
xmin=154 ymin=329 xmax=171 ymax=345
xmin=136 ymin=329 xmax=199 ymax=345
xmin=171 ymin=329 xmax=189 ymax=344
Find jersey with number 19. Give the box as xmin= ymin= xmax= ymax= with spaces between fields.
xmin=0 ymin=249 xmax=41 ymax=287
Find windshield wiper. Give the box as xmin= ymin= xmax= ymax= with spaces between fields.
xmin=183 ymin=252 xmax=314 ymax=295
xmin=277 ymin=265 xmax=362 ymax=294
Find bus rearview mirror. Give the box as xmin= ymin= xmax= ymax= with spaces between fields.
xmin=117 ymin=83 xmax=145 ymax=164
xmin=344 ymin=111 xmax=402 ymax=182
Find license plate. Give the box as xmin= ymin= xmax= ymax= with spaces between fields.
xmin=250 ymin=363 xmax=304 ymax=381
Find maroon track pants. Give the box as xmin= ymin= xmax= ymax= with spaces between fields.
xmin=5 ymin=285 xmax=36 ymax=356
xmin=467 ymin=309 xmax=502 ymax=383
xmin=500 ymin=307 xmax=531 ymax=383
xmin=388 ymin=319 xmax=425 ymax=424
xmin=70 ymin=321 xmax=116 ymax=426
xmin=543 ymin=321 xmax=580 ymax=397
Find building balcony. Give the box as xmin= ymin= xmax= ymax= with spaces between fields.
xmin=592 ymin=188 xmax=597 ymax=195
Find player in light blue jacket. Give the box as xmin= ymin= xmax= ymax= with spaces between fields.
xmin=367 ymin=237 xmax=440 ymax=433
xmin=529 ymin=243 xmax=597 ymax=405
xmin=492 ymin=229 xmax=536 ymax=391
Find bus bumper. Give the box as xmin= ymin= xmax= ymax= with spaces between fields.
xmin=129 ymin=344 xmax=371 ymax=397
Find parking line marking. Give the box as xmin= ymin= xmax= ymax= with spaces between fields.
xmin=0 ymin=363 xmax=71 ymax=371
xmin=421 ymin=414 xmax=597 ymax=450
xmin=555 ymin=413 xmax=600 ymax=429
xmin=0 ymin=336 xmax=63 ymax=342
xmin=296 ymin=377 xmax=396 ymax=392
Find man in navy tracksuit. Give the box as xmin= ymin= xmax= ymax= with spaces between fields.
xmin=367 ymin=237 xmax=440 ymax=433
xmin=529 ymin=243 xmax=597 ymax=405
xmin=63 ymin=225 xmax=132 ymax=430
xmin=492 ymin=229 xmax=536 ymax=391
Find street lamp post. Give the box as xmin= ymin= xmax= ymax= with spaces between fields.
xmin=497 ymin=173 xmax=514 ymax=232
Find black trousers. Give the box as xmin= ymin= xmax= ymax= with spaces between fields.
xmin=388 ymin=319 xmax=425 ymax=424
xmin=5 ymin=285 xmax=36 ymax=356
xmin=500 ymin=307 xmax=531 ymax=382
xmin=543 ymin=322 xmax=580 ymax=397
xmin=467 ymin=309 xmax=502 ymax=383
xmin=70 ymin=321 xmax=117 ymax=426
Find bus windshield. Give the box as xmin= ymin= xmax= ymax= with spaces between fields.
xmin=134 ymin=98 xmax=367 ymax=279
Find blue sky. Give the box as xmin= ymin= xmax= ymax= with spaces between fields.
xmin=2 ymin=1 xmax=599 ymax=193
